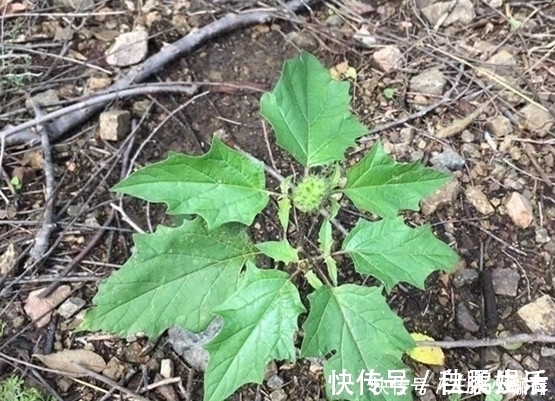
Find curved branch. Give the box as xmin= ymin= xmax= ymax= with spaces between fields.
xmin=0 ymin=0 xmax=316 ymax=146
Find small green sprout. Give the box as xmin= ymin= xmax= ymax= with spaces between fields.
xmin=11 ymin=176 xmax=22 ymax=191
xmin=0 ymin=376 xmax=53 ymax=401
xmin=383 ymin=87 xmax=395 ymax=99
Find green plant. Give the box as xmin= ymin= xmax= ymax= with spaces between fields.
xmin=0 ymin=20 xmax=32 ymax=94
xmin=11 ymin=176 xmax=22 ymax=191
xmin=0 ymin=376 xmax=53 ymax=401
xmin=383 ymin=87 xmax=395 ymax=100
xmin=79 ymin=52 xmax=459 ymax=401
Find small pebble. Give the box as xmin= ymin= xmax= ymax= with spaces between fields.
xmin=57 ymin=297 xmax=86 ymax=319
xmin=430 ymin=148 xmax=465 ymax=171
xmin=535 ymin=227 xmax=551 ymax=243
xmin=460 ymin=130 xmax=474 ymax=143
xmin=324 ymin=14 xmax=343 ymax=27
xmin=160 ymin=359 xmax=173 ymax=379
xmin=491 ymin=268 xmax=520 ymax=297
xmin=541 ymin=347 xmax=555 ymax=357
xmin=451 ymin=269 xmax=479 ymax=288
xmin=270 ymin=388 xmax=287 ymax=401
xmin=266 ymin=374 xmax=284 ymax=389
xmin=456 ymin=303 xmax=480 ymax=332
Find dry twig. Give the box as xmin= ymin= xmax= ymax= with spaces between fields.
xmin=71 ymin=363 xmax=153 ymax=401
xmin=418 ymin=333 xmax=555 ymax=349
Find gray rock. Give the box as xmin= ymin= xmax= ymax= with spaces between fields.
xmin=102 ymin=357 xmax=126 ymax=381
xmin=353 ymin=27 xmax=378 ymax=48
xmin=410 ymin=68 xmax=446 ymax=96
xmin=487 ymin=50 xmax=517 ymax=72
xmin=541 ymin=347 xmax=555 ymax=357
xmin=521 ymin=356 xmax=539 ymax=371
xmin=325 ymin=14 xmax=343 ymax=27
xmin=517 ymin=295 xmax=555 ymax=334
xmin=430 ymin=148 xmax=465 ymax=171
xmin=421 ymin=0 xmax=475 ymax=26
xmin=465 ymin=186 xmax=495 ymax=215
xmin=520 ymin=103 xmax=554 ymax=137
xmin=286 ymin=31 xmax=318 ymax=52
xmin=373 ymin=46 xmax=404 ymax=72
xmin=266 ymin=374 xmax=284 ymax=389
xmin=410 ymin=150 xmax=424 ymax=161
xmin=99 ymin=110 xmax=130 ymax=142
xmin=456 ymin=303 xmax=480 ymax=332
xmin=503 ymin=177 xmax=523 ymax=191
xmin=270 ymin=389 xmax=287 ymax=401
xmin=472 ymin=39 xmax=497 ymax=55
xmin=535 ymin=227 xmax=551 ymax=244
xmin=26 ymin=89 xmax=60 ymax=109
xmin=105 ymin=29 xmax=149 ymax=67
xmin=544 ymin=240 xmax=555 ymax=253
xmin=421 ymin=179 xmax=460 ymax=215
xmin=132 ymin=99 xmax=151 ymax=117
xmin=451 ymin=268 xmax=479 ymax=288
xmin=491 ymin=268 xmax=520 ymax=297
xmin=57 ymin=297 xmax=86 ymax=318
xmin=167 ymin=318 xmax=222 ymax=372
xmin=461 ymin=130 xmax=474 ymax=143
xmin=487 ymin=115 xmax=513 ymax=137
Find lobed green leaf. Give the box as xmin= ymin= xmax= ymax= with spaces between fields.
xmin=260 ymin=52 xmax=367 ymax=167
xmin=204 ymin=264 xmax=305 ymax=401
xmin=301 ymin=284 xmax=415 ymax=401
xmin=79 ymin=219 xmax=256 ymax=337
xmin=342 ymin=141 xmax=451 ymax=217
xmin=112 ymin=137 xmax=269 ymax=230
xmin=342 ymin=217 xmax=460 ymax=292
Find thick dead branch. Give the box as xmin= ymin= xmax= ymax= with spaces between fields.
xmin=28 ymin=102 xmax=56 ymax=263
xmin=0 ymin=0 xmax=316 ymax=146
xmin=1 ymin=85 xmax=198 ymax=145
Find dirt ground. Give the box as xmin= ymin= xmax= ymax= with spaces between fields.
xmin=1 ymin=0 xmax=555 ymax=400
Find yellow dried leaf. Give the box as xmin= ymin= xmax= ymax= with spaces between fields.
xmin=330 ymin=62 xmax=357 ymax=81
xmin=407 ymin=333 xmax=445 ymax=366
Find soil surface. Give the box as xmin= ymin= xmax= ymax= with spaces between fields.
xmin=1 ymin=0 xmax=555 ymax=400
